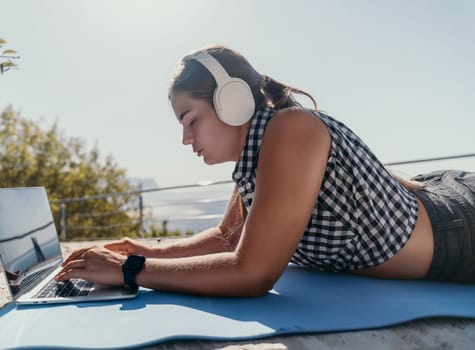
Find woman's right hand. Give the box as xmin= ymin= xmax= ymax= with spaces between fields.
xmin=104 ymin=237 xmax=156 ymax=257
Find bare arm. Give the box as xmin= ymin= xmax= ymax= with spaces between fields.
xmin=57 ymin=109 xmax=330 ymax=297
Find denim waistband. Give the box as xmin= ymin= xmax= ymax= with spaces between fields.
xmin=413 ymin=174 xmax=475 ymax=283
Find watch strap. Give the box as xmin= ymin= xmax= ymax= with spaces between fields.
xmin=122 ymin=254 xmax=145 ymax=288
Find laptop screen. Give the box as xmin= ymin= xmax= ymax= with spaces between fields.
xmin=0 ymin=187 xmax=62 ymax=298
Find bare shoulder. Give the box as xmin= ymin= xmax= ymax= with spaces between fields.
xmin=256 ymin=106 xmax=332 ymax=208
xmin=263 ymin=107 xmax=331 ymax=156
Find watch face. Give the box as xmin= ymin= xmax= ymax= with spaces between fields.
xmin=124 ymin=254 xmax=145 ymax=270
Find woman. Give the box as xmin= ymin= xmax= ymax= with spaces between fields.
xmin=56 ymin=45 xmax=475 ymax=296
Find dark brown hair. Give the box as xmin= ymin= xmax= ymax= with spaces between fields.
xmin=169 ymin=45 xmax=317 ymax=112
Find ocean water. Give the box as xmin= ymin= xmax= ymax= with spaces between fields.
xmin=140 ymin=182 xmax=234 ymax=233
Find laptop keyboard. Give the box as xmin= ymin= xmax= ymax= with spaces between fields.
xmin=35 ymin=278 xmax=93 ymax=298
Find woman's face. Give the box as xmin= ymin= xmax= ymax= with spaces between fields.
xmin=170 ymin=91 xmax=248 ymax=165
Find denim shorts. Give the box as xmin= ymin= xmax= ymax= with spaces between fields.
xmin=412 ymin=170 xmax=475 ymax=283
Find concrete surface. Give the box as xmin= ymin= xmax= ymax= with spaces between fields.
xmin=1 ymin=240 xmax=474 ymax=350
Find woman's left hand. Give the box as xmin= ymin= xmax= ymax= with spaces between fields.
xmin=55 ymin=247 xmax=127 ymax=286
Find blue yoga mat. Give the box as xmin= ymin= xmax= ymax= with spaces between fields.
xmin=1 ymin=265 xmax=475 ymax=349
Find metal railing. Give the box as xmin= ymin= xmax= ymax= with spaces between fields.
xmin=51 ymin=180 xmax=233 ymax=241
xmin=384 ymin=153 xmax=475 ymax=166
xmin=51 ymin=153 xmax=475 ymax=241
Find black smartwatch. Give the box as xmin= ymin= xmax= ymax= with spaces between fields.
xmin=122 ymin=254 xmax=146 ymax=288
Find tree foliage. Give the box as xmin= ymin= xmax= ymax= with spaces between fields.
xmin=0 ymin=106 xmax=141 ymax=240
xmin=0 ymin=38 xmax=20 ymax=75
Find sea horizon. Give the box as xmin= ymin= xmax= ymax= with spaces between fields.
xmin=141 ymin=182 xmax=234 ymax=233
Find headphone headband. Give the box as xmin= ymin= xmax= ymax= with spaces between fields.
xmin=184 ymin=51 xmax=229 ymax=86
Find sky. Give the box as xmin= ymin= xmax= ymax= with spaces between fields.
xmin=1 ymin=0 xmax=474 ymax=188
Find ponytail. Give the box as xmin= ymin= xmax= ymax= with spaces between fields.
xmin=261 ymin=75 xmax=317 ymax=111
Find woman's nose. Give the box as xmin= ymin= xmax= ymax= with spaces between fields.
xmin=182 ymin=127 xmax=193 ymax=146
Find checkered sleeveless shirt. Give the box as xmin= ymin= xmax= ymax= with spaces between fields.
xmin=232 ymin=107 xmax=418 ymax=271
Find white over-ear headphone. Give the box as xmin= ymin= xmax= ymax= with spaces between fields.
xmin=184 ymin=51 xmax=255 ymax=126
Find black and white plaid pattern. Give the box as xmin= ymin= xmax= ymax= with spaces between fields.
xmin=232 ymin=107 xmax=418 ymax=271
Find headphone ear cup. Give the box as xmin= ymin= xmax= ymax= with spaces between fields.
xmin=214 ymin=78 xmax=255 ymax=126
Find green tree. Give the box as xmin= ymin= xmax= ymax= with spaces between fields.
xmin=0 ymin=38 xmax=20 ymax=75
xmin=0 ymin=106 xmax=141 ymax=240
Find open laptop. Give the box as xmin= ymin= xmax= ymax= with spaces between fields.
xmin=0 ymin=187 xmax=138 ymax=305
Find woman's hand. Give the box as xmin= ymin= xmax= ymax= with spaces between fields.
xmin=104 ymin=237 xmax=155 ymax=257
xmin=56 ymin=246 xmax=127 ymax=286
